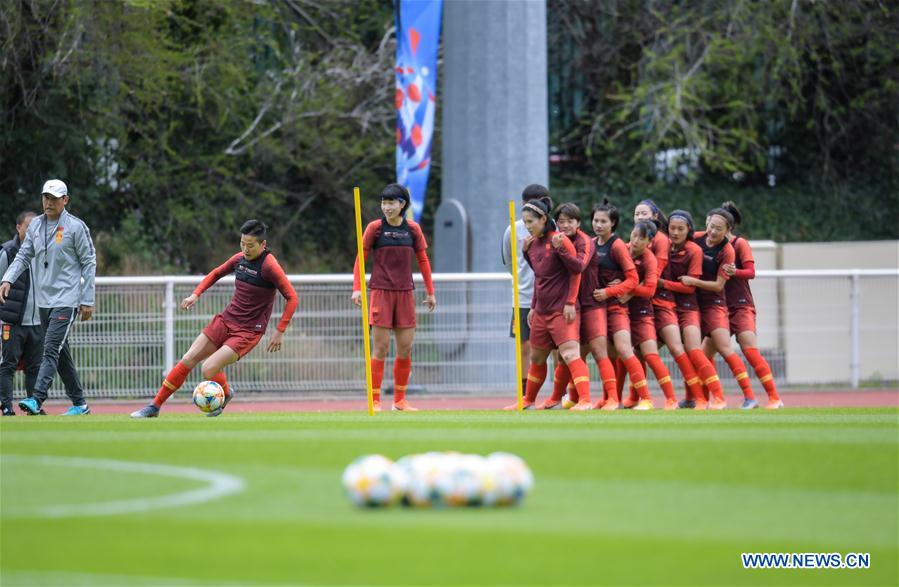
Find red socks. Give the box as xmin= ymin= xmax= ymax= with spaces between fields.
xmin=370 ymin=358 xmax=385 ymax=404
xmin=743 ymin=347 xmax=779 ymax=400
xmin=524 ymin=364 xmax=549 ymax=403
xmin=645 ymin=353 xmax=676 ymax=400
xmin=598 ymin=358 xmax=618 ymax=402
xmin=673 ymin=353 xmax=703 ymax=401
xmin=688 ymin=349 xmax=724 ymax=402
xmin=550 ymin=364 xmax=571 ymax=402
xmin=724 ymin=353 xmax=755 ymax=400
xmin=393 ymin=357 xmax=412 ymax=402
xmin=622 ymin=355 xmax=649 ymax=400
xmin=614 ymin=358 xmax=627 ymax=398
xmin=566 ymin=358 xmax=591 ymax=402
xmin=153 ymin=362 xmax=191 ymax=407
xmin=210 ymin=371 xmax=231 ymax=399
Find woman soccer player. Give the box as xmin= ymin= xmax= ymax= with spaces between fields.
xmin=502 ymin=196 xmax=594 ymax=411
xmin=684 ymin=209 xmax=758 ymax=409
xmin=352 ymin=184 xmax=436 ymax=412
xmin=131 ymin=220 xmax=298 ymax=418
xmin=718 ymin=201 xmax=783 ymax=409
xmin=633 ymin=199 xmax=670 ymax=275
xmin=538 ymin=203 xmax=594 ymax=410
xmin=618 ymin=221 xmax=679 ymax=409
xmin=657 ymin=210 xmax=726 ymax=409
xmin=589 ymin=198 xmax=651 ymax=410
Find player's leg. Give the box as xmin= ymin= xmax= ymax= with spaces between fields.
xmin=558 ymin=339 xmax=593 ymax=410
xmin=0 ymin=325 xmax=25 ymax=414
xmin=392 ymin=326 xmax=417 ymax=411
xmin=639 ymin=338 xmax=677 ymax=408
xmin=504 ymin=318 xmax=551 ymax=410
xmin=683 ymin=323 xmax=723 ymax=408
xmin=736 ymin=329 xmax=781 ymax=408
xmin=132 ymin=331 xmax=218 ymax=418
xmin=612 ymin=328 xmax=649 ymax=408
xmin=709 ymin=327 xmax=755 ymax=406
xmin=370 ymin=325 xmax=391 ymax=411
xmin=199 ymin=344 xmax=240 ymax=417
xmin=587 ymin=336 xmax=618 ymax=410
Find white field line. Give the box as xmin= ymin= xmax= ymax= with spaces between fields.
xmin=2 ymin=455 xmax=246 ymax=518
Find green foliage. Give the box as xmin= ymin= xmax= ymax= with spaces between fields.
xmin=548 ymin=0 xmax=898 ymax=240
xmin=1 ymin=0 xmax=397 ymax=274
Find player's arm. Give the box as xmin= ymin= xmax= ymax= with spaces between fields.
xmin=183 ymin=253 xmax=240 ymax=310
xmin=74 ymin=221 xmax=97 ymax=320
xmin=600 ymin=241 xmax=638 ymax=299
xmin=411 ymin=221 xmax=436 ymax=312
xmin=681 ymin=244 xmax=732 ymax=292
xmin=556 ymin=233 xmax=591 ymax=273
xmin=630 ymin=252 xmax=658 ymax=299
xmin=724 ymin=238 xmax=755 ymax=279
xmin=501 ymin=226 xmax=513 ymax=274
xmin=263 ymin=255 xmax=298 ymax=352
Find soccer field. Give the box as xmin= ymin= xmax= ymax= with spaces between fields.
xmin=1 ymin=409 xmax=897 ymax=586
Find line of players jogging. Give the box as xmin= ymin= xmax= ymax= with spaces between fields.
xmin=132 ymin=181 xmax=779 ymax=416
xmin=503 ymin=185 xmax=783 ymax=411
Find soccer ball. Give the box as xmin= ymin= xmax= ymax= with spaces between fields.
xmin=486 ymin=452 xmax=534 ymax=506
xmin=192 ymin=381 xmax=226 ymax=413
xmin=342 ymin=454 xmax=406 ymax=507
xmin=401 ymin=452 xmax=446 ymax=508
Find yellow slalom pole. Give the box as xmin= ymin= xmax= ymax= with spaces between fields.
xmin=354 ymin=187 xmax=375 ymax=416
xmin=508 ymin=200 xmax=524 ymax=411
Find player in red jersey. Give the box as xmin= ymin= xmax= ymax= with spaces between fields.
xmin=131 ymin=220 xmax=298 ymax=418
xmin=717 ymin=201 xmax=783 ymax=409
xmin=352 ymin=184 xmax=436 ymax=412
xmin=590 ymin=199 xmax=648 ymax=410
xmin=658 ymin=210 xmax=727 ymax=409
xmin=538 ymin=203 xmax=594 ymax=410
xmin=634 ymin=199 xmax=670 ymax=275
xmin=502 ymin=196 xmax=594 ymax=411
xmin=687 ymin=209 xmax=757 ymax=408
xmin=618 ymin=221 xmax=679 ymax=409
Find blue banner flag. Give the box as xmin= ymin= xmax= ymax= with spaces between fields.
xmin=395 ymin=0 xmax=442 ymax=221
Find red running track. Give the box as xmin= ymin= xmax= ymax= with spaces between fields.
xmin=31 ymin=389 xmax=899 ymax=416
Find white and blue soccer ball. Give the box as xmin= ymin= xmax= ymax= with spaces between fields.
xmin=402 ymin=452 xmax=446 ymax=508
xmin=192 ymin=381 xmax=225 ymax=413
xmin=486 ymin=452 xmax=534 ymax=506
xmin=341 ymin=454 xmax=406 ymax=508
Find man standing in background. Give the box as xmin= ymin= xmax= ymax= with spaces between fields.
xmin=0 ymin=179 xmax=96 ymax=415
xmin=0 ymin=211 xmax=41 ymax=415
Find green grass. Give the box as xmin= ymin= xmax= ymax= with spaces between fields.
xmin=1 ymin=409 xmax=897 ymax=586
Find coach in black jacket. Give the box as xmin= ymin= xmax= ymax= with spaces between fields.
xmin=0 ymin=211 xmax=41 ymax=415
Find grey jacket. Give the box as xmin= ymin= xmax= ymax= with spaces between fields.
xmin=501 ymin=219 xmax=535 ymax=308
xmin=2 ymin=209 xmax=96 ymax=308
xmin=0 ymin=236 xmax=40 ymax=326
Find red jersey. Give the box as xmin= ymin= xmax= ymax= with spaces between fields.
xmin=194 ymin=250 xmax=298 ymax=333
xmin=725 ymin=235 xmax=755 ymax=308
xmin=524 ymin=230 xmax=581 ymax=315
xmin=353 ymin=218 xmax=434 ymax=294
xmin=657 ymin=240 xmax=703 ymax=311
xmin=696 ymin=234 xmax=734 ymax=308
xmin=560 ymin=230 xmax=595 ymax=309
xmin=595 ymin=235 xmax=638 ymax=312
xmin=627 ymin=246 xmax=658 ymax=318
xmin=650 ymin=231 xmax=670 ymax=276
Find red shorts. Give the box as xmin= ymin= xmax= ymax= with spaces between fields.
xmin=701 ymin=304 xmax=730 ymax=337
xmin=606 ymin=307 xmax=631 ymax=336
xmin=653 ymin=304 xmax=678 ymax=333
xmin=630 ymin=316 xmax=656 ymax=345
xmin=676 ymin=307 xmax=701 ymax=330
xmin=729 ymin=305 xmax=757 ymax=335
xmin=202 ymin=314 xmax=263 ymax=359
xmin=530 ymin=311 xmax=580 ymax=350
xmin=369 ymin=289 xmax=416 ymax=329
xmin=579 ymin=307 xmax=607 ymax=343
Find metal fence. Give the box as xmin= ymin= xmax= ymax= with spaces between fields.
xmin=11 ymin=270 xmax=898 ymax=400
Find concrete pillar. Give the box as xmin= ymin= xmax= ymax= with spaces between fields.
xmin=440 ymin=0 xmax=548 ymax=272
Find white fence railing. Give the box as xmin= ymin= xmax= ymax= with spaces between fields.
xmin=12 ymin=270 xmax=898 ymax=400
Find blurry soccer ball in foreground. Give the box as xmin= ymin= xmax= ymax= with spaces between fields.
xmin=192 ymin=381 xmax=226 ymax=413
xmin=342 ymin=454 xmax=408 ymax=507
xmin=342 ymin=451 xmax=533 ymax=508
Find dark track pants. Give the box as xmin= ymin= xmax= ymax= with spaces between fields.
xmin=32 ymin=307 xmax=85 ymax=406
xmin=0 ymin=324 xmax=43 ymax=409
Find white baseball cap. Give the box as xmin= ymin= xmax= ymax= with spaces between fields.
xmin=42 ymin=179 xmax=68 ymax=198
